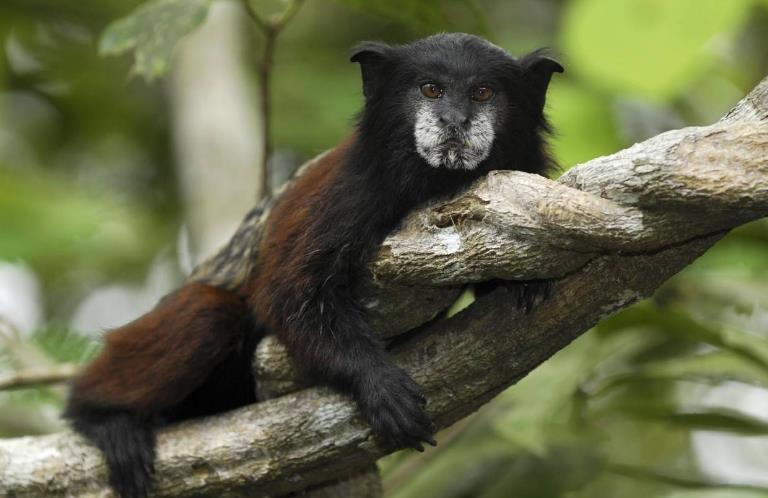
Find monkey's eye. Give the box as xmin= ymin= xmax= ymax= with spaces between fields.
xmin=472 ymin=86 xmax=494 ymax=102
xmin=420 ymin=83 xmax=444 ymax=99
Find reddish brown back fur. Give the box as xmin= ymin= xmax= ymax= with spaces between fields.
xmin=250 ymin=137 xmax=352 ymax=333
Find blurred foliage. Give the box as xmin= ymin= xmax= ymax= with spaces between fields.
xmin=0 ymin=323 xmax=98 ymax=436
xmin=562 ymin=0 xmax=753 ymax=99
xmin=1 ymin=0 xmax=768 ymax=496
xmin=100 ymin=0 xmax=212 ymax=81
xmin=0 ymin=167 xmax=162 ymax=276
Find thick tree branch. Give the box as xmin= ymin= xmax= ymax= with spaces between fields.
xmin=1 ymin=78 xmax=766 ymax=497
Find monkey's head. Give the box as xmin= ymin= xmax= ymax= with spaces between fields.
xmin=351 ymin=33 xmax=563 ymax=172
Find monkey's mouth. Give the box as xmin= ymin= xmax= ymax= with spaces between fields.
xmin=432 ymin=133 xmax=475 ymax=166
xmin=436 ymin=129 xmax=472 ymax=151
xmin=414 ymin=110 xmax=495 ymax=171
xmin=418 ymin=143 xmax=489 ymax=170
xmin=441 ymin=136 xmax=468 ymax=149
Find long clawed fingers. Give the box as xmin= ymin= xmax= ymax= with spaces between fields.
xmin=358 ymin=367 xmax=437 ymax=452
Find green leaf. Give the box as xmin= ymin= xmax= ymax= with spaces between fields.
xmin=596 ymin=303 xmax=768 ymax=375
xmin=665 ymin=490 xmax=768 ymax=498
xmin=31 ymin=327 xmax=100 ymax=365
xmin=99 ymin=0 xmax=212 ymax=82
xmin=445 ymin=286 xmax=476 ymax=318
xmin=646 ymin=351 xmax=768 ymax=388
xmin=585 ymin=352 xmax=768 ymax=398
xmin=661 ymin=410 xmax=768 ymax=435
xmin=562 ymin=0 xmax=752 ymax=99
xmin=607 ymin=462 xmax=768 ymax=494
xmin=622 ymin=405 xmax=768 ymax=436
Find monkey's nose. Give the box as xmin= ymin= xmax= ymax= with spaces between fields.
xmin=438 ymin=111 xmax=469 ymax=129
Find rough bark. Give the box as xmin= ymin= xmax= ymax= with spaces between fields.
xmin=0 ymin=78 xmax=766 ymax=497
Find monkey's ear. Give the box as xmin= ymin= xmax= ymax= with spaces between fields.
xmin=350 ymin=41 xmax=391 ymax=98
xmin=519 ymin=50 xmax=564 ymax=107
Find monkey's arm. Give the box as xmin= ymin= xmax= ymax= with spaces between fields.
xmin=250 ymin=147 xmax=436 ymax=450
xmin=262 ymin=272 xmax=435 ymax=450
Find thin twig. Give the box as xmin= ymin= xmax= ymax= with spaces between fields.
xmin=241 ymin=0 xmax=307 ymax=200
xmin=257 ymin=26 xmax=276 ymax=199
xmin=0 ymin=364 xmax=78 ymax=391
xmin=241 ymin=0 xmax=268 ymax=31
xmin=273 ymin=0 xmax=306 ymax=29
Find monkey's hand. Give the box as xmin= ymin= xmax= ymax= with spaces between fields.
xmin=355 ymin=363 xmax=436 ymax=452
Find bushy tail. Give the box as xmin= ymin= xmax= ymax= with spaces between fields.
xmin=64 ymin=282 xmax=261 ymax=498
xmin=65 ymin=408 xmax=155 ymax=498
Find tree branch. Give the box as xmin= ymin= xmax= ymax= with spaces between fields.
xmin=1 ymin=77 xmax=766 ymax=497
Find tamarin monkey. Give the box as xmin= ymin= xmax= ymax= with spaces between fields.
xmin=65 ymin=33 xmax=563 ymax=497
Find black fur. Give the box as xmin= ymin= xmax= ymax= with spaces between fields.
xmin=67 ymin=408 xmax=156 ymax=498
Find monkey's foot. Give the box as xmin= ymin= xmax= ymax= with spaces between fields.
xmin=474 ymin=279 xmax=552 ymax=313
xmin=355 ymin=364 xmax=436 ymax=452
xmin=512 ymin=279 xmax=552 ymax=313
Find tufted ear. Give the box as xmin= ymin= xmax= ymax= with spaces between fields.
xmin=519 ymin=49 xmax=564 ymax=109
xmin=350 ymin=41 xmax=391 ymax=98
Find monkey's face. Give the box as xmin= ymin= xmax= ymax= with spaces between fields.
xmin=411 ymin=79 xmax=505 ymax=171
xmin=351 ymin=33 xmax=563 ymax=172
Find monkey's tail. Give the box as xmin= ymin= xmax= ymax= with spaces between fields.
xmin=64 ymin=282 xmax=262 ymax=498
xmin=65 ymin=407 xmax=156 ymax=498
